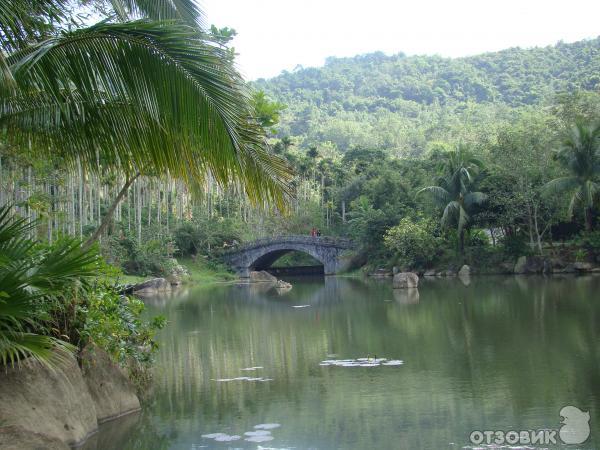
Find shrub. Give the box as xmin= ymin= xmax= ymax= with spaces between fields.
xmin=576 ymin=231 xmax=600 ymax=258
xmin=384 ymin=217 xmax=442 ymax=269
xmin=80 ymin=288 xmax=166 ymax=389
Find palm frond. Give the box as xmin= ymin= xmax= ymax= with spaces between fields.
xmin=0 ymin=0 xmax=67 ymax=50
xmin=2 ymin=20 xmax=293 ymax=207
xmin=543 ymin=176 xmax=581 ymax=197
xmin=107 ymin=0 xmax=203 ymax=26
xmin=464 ymin=191 xmax=487 ymax=209
xmin=417 ymin=185 xmax=451 ymax=206
xmin=441 ymin=201 xmax=460 ymax=228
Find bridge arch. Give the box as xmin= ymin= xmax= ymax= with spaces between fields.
xmin=222 ymin=236 xmax=353 ymax=277
xmin=248 ymin=246 xmax=325 ymax=273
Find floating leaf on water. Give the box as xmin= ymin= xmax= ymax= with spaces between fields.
xmin=214 ymin=435 xmax=241 ymax=442
xmin=245 ymin=435 xmax=275 ymax=442
xmin=319 ymin=357 xmax=404 ymax=368
xmin=201 ymin=433 xmax=228 ymax=439
xmin=254 ymin=423 xmax=281 ymax=430
xmin=244 ymin=430 xmax=272 ymax=437
xmin=382 ymin=360 xmax=404 ymax=366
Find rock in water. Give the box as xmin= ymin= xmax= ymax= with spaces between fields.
xmin=249 ymin=270 xmax=278 ymax=283
xmin=275 ymin=279 xmax=292 ymax=290
xmin=80 ymin=345 xmax=141 ymax=423
xmin=392 ymin=272 xmax=419 ymax=289
xmin=514 ymin=256 xmax=527 ymax=274
xmin=458 ymin=264 xmax=471 ymax=277
xmin=132 ymin=277 xmax=172 ymax=295
xmin=0 ymin=352 xmax=97 ymax=447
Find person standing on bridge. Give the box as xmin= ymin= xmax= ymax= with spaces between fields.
xmin=310 ymin=227 xmax=316 ymax=237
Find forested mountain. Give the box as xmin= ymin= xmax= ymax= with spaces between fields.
xmin=254 ymin=37 xmax=600 ymax=156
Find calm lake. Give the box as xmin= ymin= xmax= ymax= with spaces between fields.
xmin=85 ymin=275 xmax=600 ymax=449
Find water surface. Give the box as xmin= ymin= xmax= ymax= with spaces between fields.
xmin=85 ymin=275 xmax=600 ymax=449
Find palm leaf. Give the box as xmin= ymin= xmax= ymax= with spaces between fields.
xmin=543 ymin=176 xmax=581 ymax=197
xmin=417 ymin=186 xmax=451 ymax=206
xmin=2 ymin=20 xmax=293 ymax=207
xmin=464 ymin=191 xmax=487 ymax=209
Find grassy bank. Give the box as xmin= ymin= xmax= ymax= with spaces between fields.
xmin=178 ymin=257 xmax=237 ymax=284
xmin=104 ymin=257 xmax=237 ymax=286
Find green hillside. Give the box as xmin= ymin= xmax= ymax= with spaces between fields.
xmin=255 ymin=37 xmax=600 ymax=155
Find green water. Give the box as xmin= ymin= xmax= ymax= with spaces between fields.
xmin=85 ymin=275 xmax=600 ymax=449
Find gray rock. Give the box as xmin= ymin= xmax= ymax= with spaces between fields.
xmin=132 ymin=277 xmax=171 ymax=295
xmin=249 ymin=270 xmax=278 ymax=283
xmin=514 ymin=256 xmax=528 ymax=274
xmin=574 ymin=262 xmax=593 ymax=272
xmin=81 ymin=345 xmax=141 ymax=423
xmin=458 ymin=265 xmax=471 ymax=277
xmin=424 ymin=270 xmax=436 ymax=277
xmin=275 ymin=279 xmax=292 ymax=290
xmin=0 ymin=425 xmax=69 ymax=450
xmin=393 ymin=272 xmax=419 ymax=289
xmin=514 ymin=256 xmax=546 ymax=274
xmin=0 ymin=352 xmax=97 ymax=447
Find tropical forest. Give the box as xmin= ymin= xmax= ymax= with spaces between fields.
xmin=1 ymin=1 xmax=600 ymax=449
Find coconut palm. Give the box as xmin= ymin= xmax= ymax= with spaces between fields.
xmin=0 ymin=205 xmax=98 ymax=367
xmin=544 ymin=121 xmax=600 ymax=231
xmin=0 ymin=0 xmax=293 ymax=247
xmin=417 ymin=146 xmax=487 ymax=256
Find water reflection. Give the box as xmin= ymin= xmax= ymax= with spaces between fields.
xmin=94 ymin=275 xmax=600 ymax=449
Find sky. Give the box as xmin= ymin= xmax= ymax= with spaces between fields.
xmin=200 ymin=0 xmax=600 ymax=81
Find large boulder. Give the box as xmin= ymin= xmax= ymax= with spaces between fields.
xmin=80 ymin=346 xmax=141 ymax=423
xmin=393 ymin=272 xmax=419 ymax=289
xmin=514 ymin=256 xmax=546 ymax=274
xmin=514 ymin=256 xmax=528 ymax=274
xmin=574 ymin=262 xmax=593 ymax=272
xmin=249 ymin=270 xmax=277 ymax=283
xmin=0 ymin=353 xmax=97 ymax=447
xmin=458 ymin=265 xmax=471 ymax=277
xmin=0 ymin=425 xmax=69 ymax=450
xmin=132 ymin=277 xmax=171 ymax=295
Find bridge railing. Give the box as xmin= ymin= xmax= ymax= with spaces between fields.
xmin=219 ymin=235 xmax=353 ymax=254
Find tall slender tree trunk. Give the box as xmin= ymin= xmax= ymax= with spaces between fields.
xmin=83 ymin=172 xmax=140 ymax=250
xmin=585 ymin=207 xmax=593 ymax=232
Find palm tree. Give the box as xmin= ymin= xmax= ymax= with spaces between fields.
xmin=544 ymin=121 xmax=600 ymax=232
xmin=417 ymin=146 xmax=487 ymax=257
xmin=1 ymin=0 xmax=292 ymax=247
xmin=0 ymin=205 xmax=97 ymax=367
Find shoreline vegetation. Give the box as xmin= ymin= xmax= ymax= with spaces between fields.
xmin=1 ymin=1 xmax=600 ymax=449
xmin=1 ymin=1 xmax=291 ymax=448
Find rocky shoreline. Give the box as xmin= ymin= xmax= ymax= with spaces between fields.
xmin=0 ymin=346 xmax=140 ymax=449
xmin=369 ymin=256 xmax=600 ymax=278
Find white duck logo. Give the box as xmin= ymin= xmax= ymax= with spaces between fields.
xmin=559 ymin=406 xmax=590 ymax=444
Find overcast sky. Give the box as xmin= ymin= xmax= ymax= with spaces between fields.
xmin=200 ymin=0 xmax=600 ymax=80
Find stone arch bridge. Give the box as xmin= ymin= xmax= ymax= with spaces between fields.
xmin=221 ymin=236 xmax=354 ymax=277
